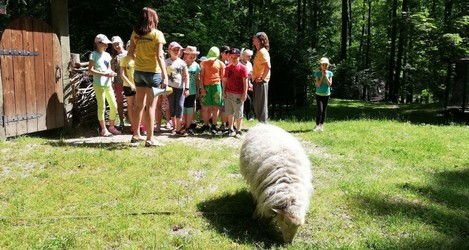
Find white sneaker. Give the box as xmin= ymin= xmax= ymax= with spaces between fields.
xmin=313 ymin=125 xmax=320 ymax=132
xmin=319 ymin=126 xmax=324 ymax=132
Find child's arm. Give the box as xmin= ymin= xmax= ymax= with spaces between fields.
xmin=195 ymin=71 xmax=201 ymax=97
xmin=182 ymin=65 xmax=189 ymax=96
xmin=324 ymin=72 xmax=333 ymax=87
xmin=315 ymin=71 xmax=324 ymax=87
xmin=120 ymin=67 xmax=135 ymax=91
xmin=199 ymin=65 xmax=206 ymax=96
xmin=88 ymin=60 xmax=116 ymax=77
xmin=241 ymin=76 xmax=248 ymax=102
xmin=222 ymin=76 xmax=228 ymax=98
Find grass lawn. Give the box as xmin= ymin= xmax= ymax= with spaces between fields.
xmin=1 ymin=99 xmax=468 ymax=249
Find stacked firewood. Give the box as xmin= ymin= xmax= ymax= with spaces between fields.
xmin=70 ymin=63 xmax=99 ymax=128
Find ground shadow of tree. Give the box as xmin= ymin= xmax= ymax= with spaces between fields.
xmin=197 ymin=190 xmax=285 ymax=247
xmin=282 ymin=100 xmax=461 ymax=125
xmin=352 ymin=168 xmax=469 ymax=249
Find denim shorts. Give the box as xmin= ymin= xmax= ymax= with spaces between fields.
xmin=134 ymin=71 xmax=162 ymax=88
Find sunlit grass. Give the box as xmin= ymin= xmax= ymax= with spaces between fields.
xmin=1 ymin=99 xmax=468 ymax=249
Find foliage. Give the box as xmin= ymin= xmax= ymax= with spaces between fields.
xmin=0 ymin=0 xmax=468 ymax=105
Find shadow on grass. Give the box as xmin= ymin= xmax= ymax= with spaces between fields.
xmin=353 ymin=168 xmax=469 ymax=249
xmin=45 ymin=140 xmax=131 ymax=150
xmin=197 ymin=190 xmax=284 ymax=247
xmin=279 ymin=99 xmax=462 ymax=125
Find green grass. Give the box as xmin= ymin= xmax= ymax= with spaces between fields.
xmin=1 ymin=99 xmax=468 ymax=249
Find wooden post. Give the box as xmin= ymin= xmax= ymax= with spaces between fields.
xmin=51 ymin=0 xmax=72 ymax=127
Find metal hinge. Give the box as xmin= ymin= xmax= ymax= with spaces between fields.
xmin=1 ymin=114 xmax=43 ymax=126
xmin=0 ymin=49 xmax=39 ymax=56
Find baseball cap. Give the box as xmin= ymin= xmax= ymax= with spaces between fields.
xmin=94 ymin=34 xmax=112 ymax=44
xmin=111 ymin=36 xmax=123 ymax=44
xmin=229 ymin=48 xmax=241 ymax=55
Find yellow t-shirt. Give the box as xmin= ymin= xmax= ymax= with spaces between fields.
xmin=119 ymin=55 xmax=134 ymax=87
xmin=252 ymin=47 xmax=271 ymax=82
xmin=131 ymin=29 xmax=166 ymax=73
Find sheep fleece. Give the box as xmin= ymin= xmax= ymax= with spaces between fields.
xmin=239 ymin=124 xmax=313 ymax=240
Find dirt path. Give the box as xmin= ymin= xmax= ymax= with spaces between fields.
xmin=61 ymin=126 xmax=325 ymax=157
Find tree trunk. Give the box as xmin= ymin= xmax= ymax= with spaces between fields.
xmin=348 ymin=0 xmax=353 ymax=47
xmin=341 ymin=0 xmax=348 ymax=60
xmin=443 ymin=0 xmax=453 ymax=107
xmin=365 ymin=0 xmax=371 ymax=69
xmin=393 ymin=0 xmax=408 ymax=103
xmin=387 ymin=0 xmax=398 ymax=102
xmin=358 ymin=0 xmax=366 ymax=57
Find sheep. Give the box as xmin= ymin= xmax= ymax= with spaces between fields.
xmin=239 ymin=123 xmax=313 ymax=243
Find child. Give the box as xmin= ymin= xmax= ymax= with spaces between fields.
xmin=88 ymin=34 xmax=121 ymax=137
xmin=120 ymin=40 xmax=146 ymax=136
xmin=199 ymin=46 xmax=225 ymax=135
xmin=313 ymin=57 xmax=333 ymax=132
xmin=110 ymin=36 xmax=127 ymax=130
xmin=166 ymin=41 xmax=189 ymax=136
xmin=222 ymin=48 xmax=248 ymax=137
xmin=183 ymin=46 xmax=201 ymax=135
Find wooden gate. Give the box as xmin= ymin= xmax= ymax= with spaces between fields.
xmin=0 ymin=17 xmax=64 ymax=138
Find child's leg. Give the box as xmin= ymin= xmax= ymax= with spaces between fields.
xmin=104 ymin=86 xmax=120 ymax=134
xmin=127 ymin=95 xmax=135 ymax=131
xmin=113 ymin=83 xmax=124 ymax=125
xmin=93 ymin=86 xmax=107 ymax=132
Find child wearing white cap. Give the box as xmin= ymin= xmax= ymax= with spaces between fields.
xmin=165 ymin=41 xmax=189 ymax=136
xmin=88 ymin=34 xmax=121 ymax=137
xmin=313 ymin=57 xmax=333 ymax=132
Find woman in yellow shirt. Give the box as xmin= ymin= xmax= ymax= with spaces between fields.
xmin=252 ymin=32 xmax=271 ymax=123
xmin=127 ymin=7 xmax=168 ymax=147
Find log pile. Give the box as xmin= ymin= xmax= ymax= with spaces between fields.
xmin=70 ymin=66 xmax=99 ymax=128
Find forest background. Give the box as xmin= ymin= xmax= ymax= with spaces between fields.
xmin=1 ymin=0 xmax=468 ymax=112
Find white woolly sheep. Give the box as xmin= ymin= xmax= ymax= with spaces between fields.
xmin=239 ymin=123 xmax=313 ymax=243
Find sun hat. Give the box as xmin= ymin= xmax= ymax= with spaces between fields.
xmin=183 ymin=46 xmax=200 ymax=55
xmin=206 ymin=46 xmax=220 ymax=59
xmin=111 ymin=36 xmax=123 ymax=44
xmin=198 ymin=56 xmax=207 ymax=62
xmin=319 ymin=57 xmax=330 ymax=65
xmin=94 ymin=34 xmax=112 ymax=44
xmin=168 ymin=41 xmax=183 ymax=50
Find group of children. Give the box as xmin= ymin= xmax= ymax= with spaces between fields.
xmin=89 ymin=33 xmax=255 ymax=138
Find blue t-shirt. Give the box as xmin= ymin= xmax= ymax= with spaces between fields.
xmin=90 ymin=51 xmax=113 ymax=87
xmin=314 ymin=70 xmax=333 ymax=96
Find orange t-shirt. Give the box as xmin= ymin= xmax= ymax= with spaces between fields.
xmin=201 ymin=59 xmax=225 ymax=85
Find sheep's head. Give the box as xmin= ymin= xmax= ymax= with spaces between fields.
xmin=273 ymin=203 xmax=305 ymax=243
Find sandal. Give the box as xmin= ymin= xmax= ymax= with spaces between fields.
xmin=177 ymin=129 xmax=188 ymax=137
xmin=145 ymin=140 xmax=164 ymax=147
xmin=130 ymin=136 xmax=145 ymax=143
xmin=101 ymin=130 xmax=113 ymax=137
